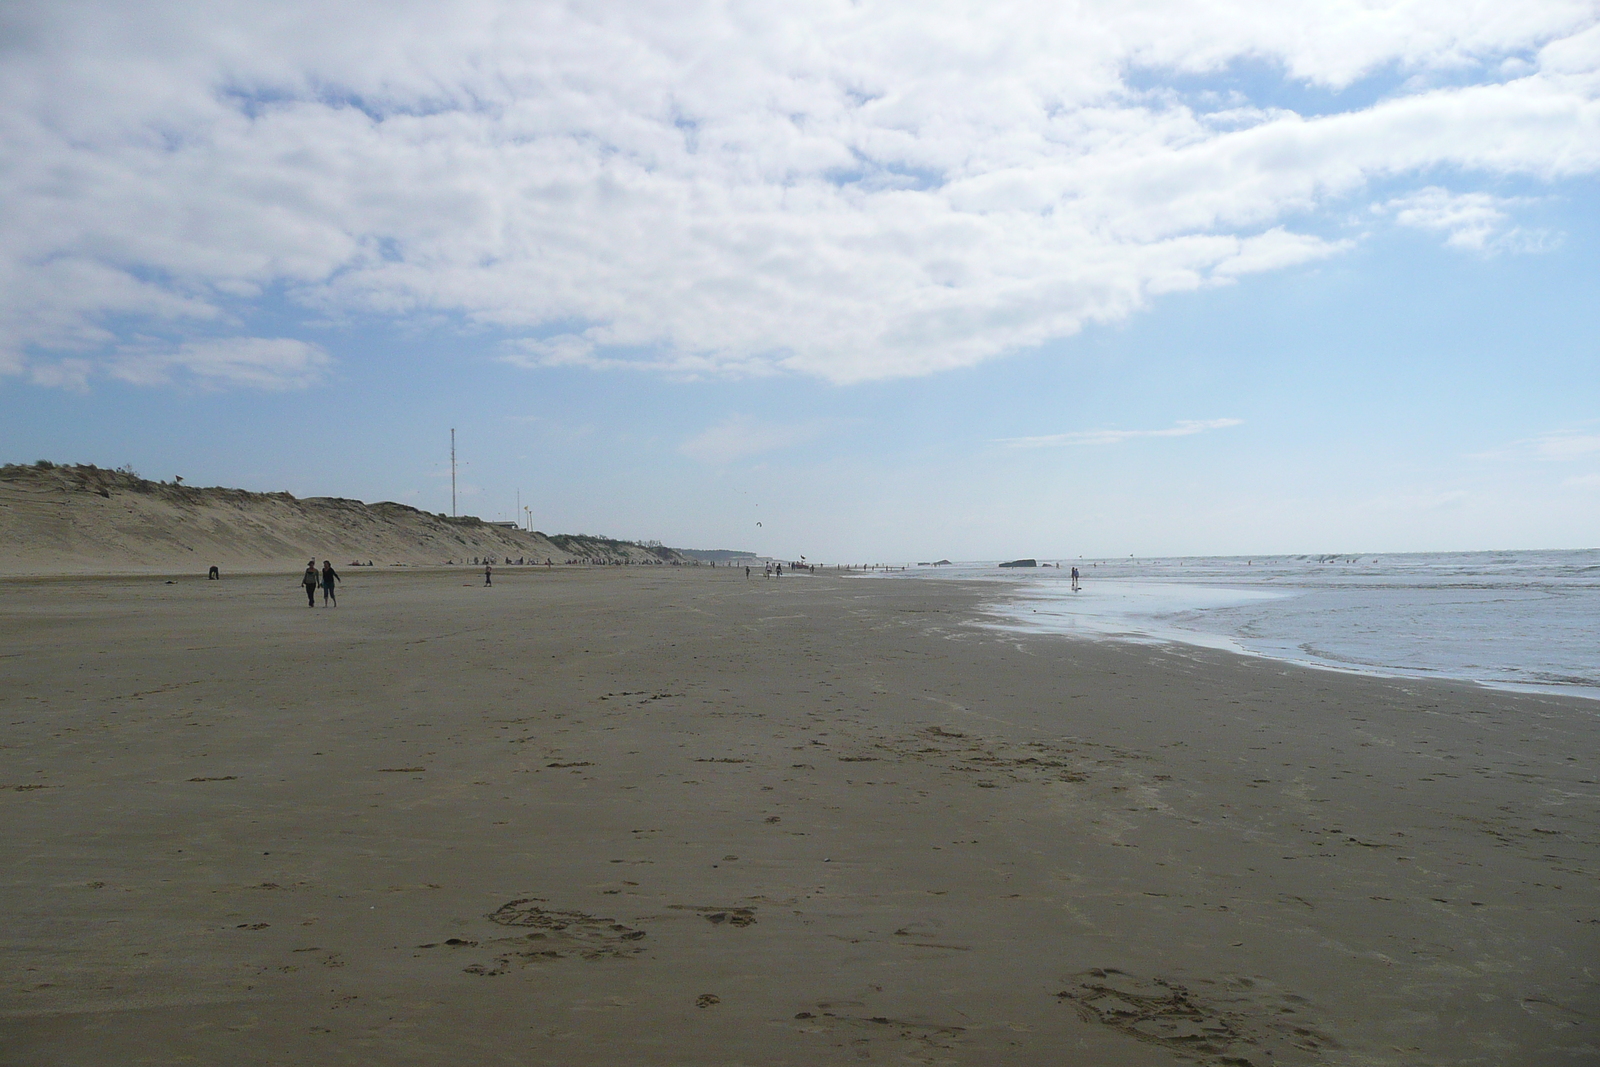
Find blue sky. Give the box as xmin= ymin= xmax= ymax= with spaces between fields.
xmin=3 ymin=2 xmax=1598 ymax=560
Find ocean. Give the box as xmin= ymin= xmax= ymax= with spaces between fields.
xmin=879 ymin=550 xmax=1600 ymax=699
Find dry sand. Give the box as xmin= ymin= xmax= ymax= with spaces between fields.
xmin=1 ymin=567 xmax=1595 ymax=1066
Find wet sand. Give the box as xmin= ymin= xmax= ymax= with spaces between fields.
xmin=2 ymin=568 xmax=1595 ymax=1066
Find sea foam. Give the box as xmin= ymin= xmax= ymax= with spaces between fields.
xmin=882 ymin=550 xmax=1600 ymax=699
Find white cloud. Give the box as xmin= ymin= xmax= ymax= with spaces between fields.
xmin=1000 ymin=418 xmax=1243 ymax=448
xmin=1473 ymin=427 xmax=1600 ymax=462
xmin=1211 ymin=229 xmax=1352 ymax=278
xmin=105 ymin=337 xmax=330 ymax=389
xmin=27 ymin=359 xmax=95 ymax=391
xmin=1 ymin=1 xmax=1597 ymax=386
xmin=1536 ymin=431 xmax=1600 ymax=460
xmin=1382 ymin=187 xmax=1558 ymax=252
xmin=681 ymin=415 xmax=828 ymax=464
xmin=504 ymin=335 xmax=597 ymax=370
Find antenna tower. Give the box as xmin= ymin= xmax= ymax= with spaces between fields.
xmin=450 ymin=428 xmax=457 ymax=517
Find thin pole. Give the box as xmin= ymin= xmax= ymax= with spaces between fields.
xmin=450 ymin=428 xmax=457 ymax=517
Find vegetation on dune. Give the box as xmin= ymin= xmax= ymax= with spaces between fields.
xmin=1 ymin=462 xmax=721 ymax=565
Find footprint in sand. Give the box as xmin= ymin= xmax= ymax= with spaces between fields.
xmin=668 ymin=903 xmax=759 ymax=927
xmin=868 ymin=726 xmax=1105 ymax=787
xmin=1057 ymin=968 xmax=1334 ymax=1066
xmin=444 ymin=899 xmax=649 ymax=975
xmin=704 ymin=909 xmax=756 ymax=927
xmin=790 ymin=1009 xmax=966 ymax=1059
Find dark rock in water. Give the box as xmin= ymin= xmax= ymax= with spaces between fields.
xmin=999 ymin=558 xmax=1037 ymax=568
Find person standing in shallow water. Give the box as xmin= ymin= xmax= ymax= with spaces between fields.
xmin=320 ymin=560 xmax=340 ymax=606
xmin=301 ymin=561 xmax=318 ymax=608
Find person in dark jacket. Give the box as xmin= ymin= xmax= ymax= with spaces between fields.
xmin=321 ymin=561 xmax=340 ymax=606
xmin=301 ymin=561 xmax=318 ymax=607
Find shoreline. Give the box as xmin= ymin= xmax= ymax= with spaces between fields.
xmin=3 ymin=568 xmax=1595 ymax=1065
xmin=973 ymin=607 xmax=1600 ymax=705
xmin=880 ymin=560 xmax=1600 ymax=704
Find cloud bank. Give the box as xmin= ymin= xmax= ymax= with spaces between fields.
xmin=2 ymin=1 xmax=1597 ymax=386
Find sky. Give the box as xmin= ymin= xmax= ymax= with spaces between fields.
xmin=2 ymin=0 xmax=1598 ymax=560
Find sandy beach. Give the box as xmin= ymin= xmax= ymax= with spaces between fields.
xmin=2 ymin=567 xmax=1595 ymax=1066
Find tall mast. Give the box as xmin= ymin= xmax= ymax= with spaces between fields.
xmin=450 ymin=428 xmax=457 ymax=518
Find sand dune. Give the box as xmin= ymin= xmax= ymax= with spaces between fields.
xmin=0 ymin=462 xmax=691 ymax=575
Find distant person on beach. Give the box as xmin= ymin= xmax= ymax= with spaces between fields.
xmin=776 ymin=563 xmax=782 ymax=577
xmin=745 ymin=565 xmax=750 ymax=578
xmin=208 ymin=565 xmax=219 ymax=580
xmin=321 ymin=561 xmax=340 ymax=606
xmin=301 ymin=562 xmax=318 ymax=607
xmin=484 ymin=563 xmax=493 ymax=586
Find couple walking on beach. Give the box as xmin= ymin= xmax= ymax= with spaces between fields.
xmin=301 ymin=560 xmax=340 ymax=607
